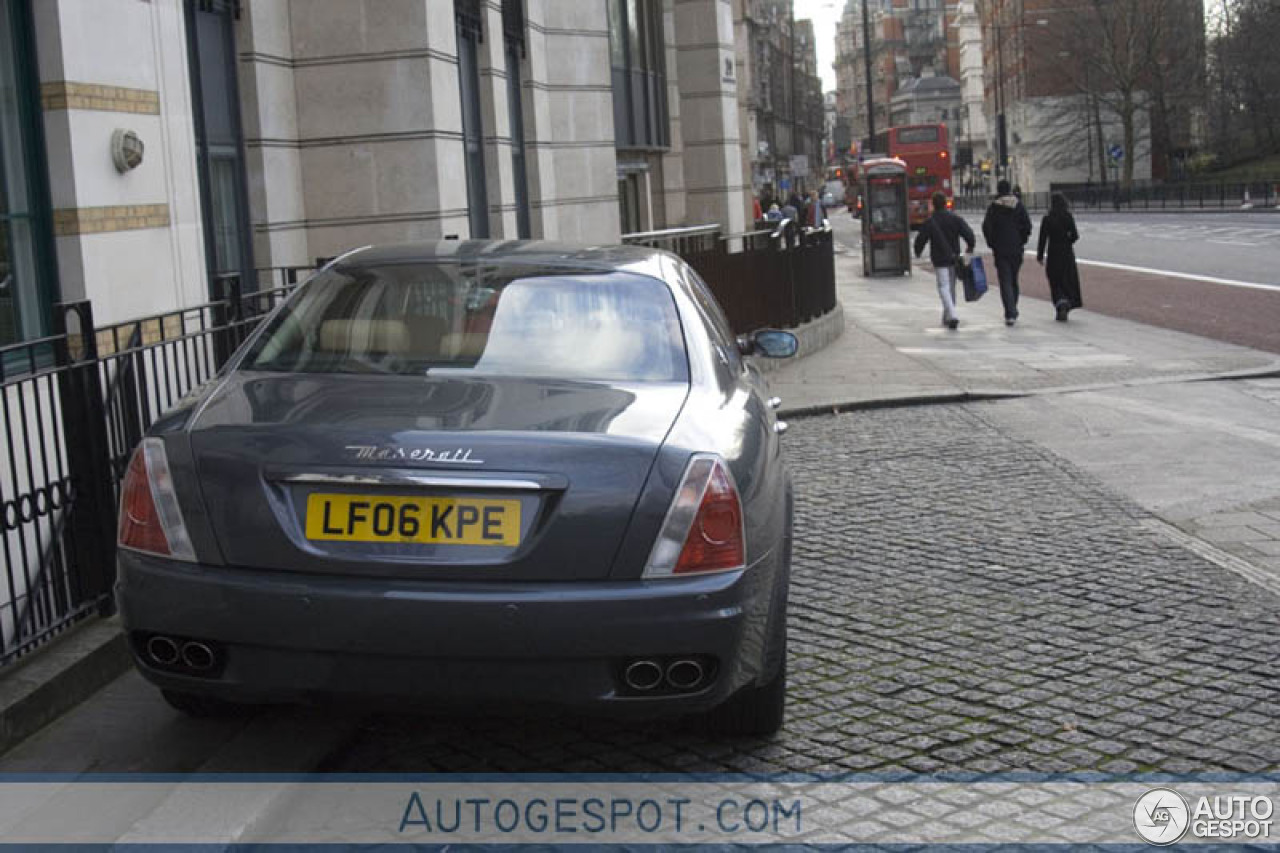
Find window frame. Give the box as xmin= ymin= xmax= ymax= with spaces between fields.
xmin=456 ymin=0 xmax=490 ymax=239
xmin=184 ymin=0 xmax=256 ymax=296
xmin=0 ymin=0 xmax=59 ymax=350
xmin=608 ymin=0 xmax=670 ymax=152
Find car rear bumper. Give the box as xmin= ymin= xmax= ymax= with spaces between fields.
xmin=115 ymin=551 xmax=784 ymax=714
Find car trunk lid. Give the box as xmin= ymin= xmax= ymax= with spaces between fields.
xmin=188 ymin=373 xmax=687 ymax=581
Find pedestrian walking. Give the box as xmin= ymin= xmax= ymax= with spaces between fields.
xmin=1036 ymin=192 xmax=1083 ymax=321
xmin=913 ymin=191 xmax=976 ymax=330
xmin=981 ymin=178 xmax=1032 ymax=326
xmin=806 ymin=190 xmax=826 ymax=228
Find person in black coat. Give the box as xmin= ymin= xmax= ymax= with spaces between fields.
xmin=982 ymin=179 xmax=1033 ymax=326
xmin=914 ymin=191 xmax=976 ymax=329
xmin=1037 ymin=192 xmax=1083 ymax=321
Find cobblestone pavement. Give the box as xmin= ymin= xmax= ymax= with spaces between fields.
xmin=321 ymin=406 xmax=1280 ymax=774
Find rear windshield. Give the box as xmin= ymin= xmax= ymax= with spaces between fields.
xmin=241 ymin=263 xmax=689 ymax=382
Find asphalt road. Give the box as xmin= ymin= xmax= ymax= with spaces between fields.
xmin=833 ymin=210 xmax=1280 ymax=354
xmin=1041 ymin=212 xmax=1280 ymax=286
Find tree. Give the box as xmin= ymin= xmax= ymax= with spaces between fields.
xmin=1031 ymin=0 xmax=1203 ymax=187
xmin=1208 ymin=0 xmax=1280 ymax=164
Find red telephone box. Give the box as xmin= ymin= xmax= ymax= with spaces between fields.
xmin=860 ymin=158 xmax=912 ymax=277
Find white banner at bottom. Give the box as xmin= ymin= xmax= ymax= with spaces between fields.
xmin=0 ymin=779 xmax=1276 ymax=845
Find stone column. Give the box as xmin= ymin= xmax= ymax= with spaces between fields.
xmin=673 ymin=0 xmax=746 ymax=234
xmin=33 ymin=0 xmax=207 ymax=322
xmin=237 ymin=1 xmax=307 ymax=268
xmin=285 ymin=0 xmax=469 ymax=257
xmin=522 ymin=0 xmax=621 ymax=243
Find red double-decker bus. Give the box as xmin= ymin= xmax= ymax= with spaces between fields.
xmin=869 ymin=124 xmax=953 ymax=228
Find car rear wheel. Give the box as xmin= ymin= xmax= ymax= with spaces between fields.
xmin=161 ymin=689 xmax=250 ymax=718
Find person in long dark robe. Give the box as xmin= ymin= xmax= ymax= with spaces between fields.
xmin=1036 ymin=192 xmax=1083 ymax=321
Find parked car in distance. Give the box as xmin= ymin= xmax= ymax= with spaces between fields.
xmin=116 ymin=241 xmax=797 ymax=735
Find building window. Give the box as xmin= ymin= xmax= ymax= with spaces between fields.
xmin=456 ymin=0 xmax=489 ymax=238
xmin=186 ymin=0 xmax=254 ymax=293
xmin=503 ymin=0 xmax=530 ymax=238
xmin=0 ymin=0 xmax=56 ymax=347
xmin=617 ymin=173 xmax=643 ymax=234
xmin=608 ymin=0 xmax=669 ymax=150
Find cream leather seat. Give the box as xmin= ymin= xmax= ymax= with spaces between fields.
xmin=318 ymin=319 xmax=410 ymax=356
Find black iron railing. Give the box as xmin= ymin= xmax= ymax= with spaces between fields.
xmin=954 ymin=180 xmax=1280 ymax=214
xmin=0 ymin=266 xmax=311 ymax=668
xmin=624 ymin=221 xmax=837 ymax=334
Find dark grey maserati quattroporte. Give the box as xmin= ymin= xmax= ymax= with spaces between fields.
xmin=116 ymin=242 xmax=797 ymax=734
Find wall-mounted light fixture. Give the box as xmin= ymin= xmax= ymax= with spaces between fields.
xmin=111 ymin=129 xmax=145 ymax=173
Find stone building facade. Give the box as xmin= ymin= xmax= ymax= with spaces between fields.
xmin=735 ymin=0 xmax=825 ymax=202
xmin=832 ymin=0 xmax=960 ymax=149
xmin=978 ymin=0 xmax=1200 ymax=191
xmin=0 ymin=0 xmax=754 ymax=349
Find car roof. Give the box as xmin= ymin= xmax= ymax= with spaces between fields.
xmin=332 ymin=240 xmax=673 ymax=282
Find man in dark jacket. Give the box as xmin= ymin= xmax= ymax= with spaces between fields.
xmin=982 ymin=178 xmax=1033 ymax=325
xmin=914 ymin=191 xmax=975 ymax=330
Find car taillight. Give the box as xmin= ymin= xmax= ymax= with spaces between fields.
xmin=643 ymin=455 xmax=745 ymax=578
xmin=118 ymin=438 xmax=196 ymax=561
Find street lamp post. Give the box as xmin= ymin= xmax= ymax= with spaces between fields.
xmin=861 ymin=0 xmax=875 ymax=145
xmin=988 ymin=15 xmax=1048 ymax=187
xmin=995 ymin=28 xmax=1007 ymax=181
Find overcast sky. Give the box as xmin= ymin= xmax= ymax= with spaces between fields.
xmin=793 ymin=0 xmax=843 ymax=93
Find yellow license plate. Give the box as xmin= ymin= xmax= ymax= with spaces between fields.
xmin=304 ymin=493 xmax=522 ymax=546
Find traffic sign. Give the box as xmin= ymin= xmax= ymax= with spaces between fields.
xmin=1109 ymin=144 xmax=1124 ymax=161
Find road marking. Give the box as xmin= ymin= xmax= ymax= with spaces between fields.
xmin=1023 ymin=253 xmax=1280 ymax=292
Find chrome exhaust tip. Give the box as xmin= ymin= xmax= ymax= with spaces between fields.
xmin=146 ymin=635 xmax=180 ymax=666
xmin=665 ymin=659 xmax=705 ymax=690
xmin=180 ymin=641 xmax=216 ymax=671
xmin=623 ymin=659 xmax=664 ymax=691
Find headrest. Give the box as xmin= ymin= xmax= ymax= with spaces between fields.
xmin=318 ymin=319 xmax=409 ymax=356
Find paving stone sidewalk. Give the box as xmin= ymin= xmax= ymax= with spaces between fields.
xmin=768 ymin=247 xmax=1280 ymax=414
xmin=321 ymin=406 xmax=1280 ymax=774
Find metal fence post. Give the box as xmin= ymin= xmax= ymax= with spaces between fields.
xmin=52 ymin=301 xmax=117 ymax=613
xmin=211 ymin=274 xmax=242 ymax=368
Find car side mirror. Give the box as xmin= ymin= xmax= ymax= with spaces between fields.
xmin=738 ymin=329 xmax=798 ymax=359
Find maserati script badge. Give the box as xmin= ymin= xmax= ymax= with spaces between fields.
xmin=344 ymin=445 xmax=483 ymax=464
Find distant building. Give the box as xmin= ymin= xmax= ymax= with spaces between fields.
xmin=980 ymin=0 xmax=1202 ymax=191
xmin=833 ymin=0 xmax=960 ymax=149
xmin=953 ymin=1 xmax=990 ymax=192
xmin=890 ymin=71 xmax=962 ymax=130
xmin=737 ymin=0 xmax=826 ymax=201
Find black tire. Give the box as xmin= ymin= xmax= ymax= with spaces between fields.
xmin=161 ymin=689 xmax=248 ymax=718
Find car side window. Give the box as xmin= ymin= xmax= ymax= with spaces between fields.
xmin=681 ymin=265 xmax=744 ymax=377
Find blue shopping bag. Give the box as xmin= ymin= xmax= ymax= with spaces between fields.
xmin=962 ymin=256 xmax=988 ymax=302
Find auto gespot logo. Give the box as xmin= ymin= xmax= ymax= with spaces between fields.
xmin=1134 ymin=788 xmax=1274 ymax=845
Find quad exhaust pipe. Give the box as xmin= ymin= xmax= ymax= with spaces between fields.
xmin=143 ymin=634 xmax=219 ymax=673
xmin=145 ymin=635 xmax=180 ymax=666
xmin=623 ymin=659 xmax=664 ymax=691
xmin=665 ymin=659 xmax=705 ymax=690
xmin=180 ymin=641 xmax=216 ymax=671
xmin=623 ymin=657 xmax=710 ymax=692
